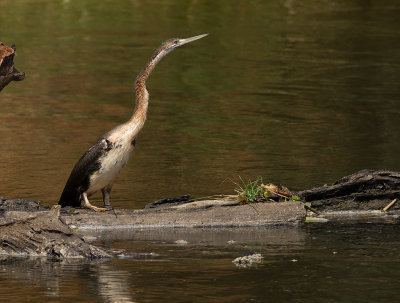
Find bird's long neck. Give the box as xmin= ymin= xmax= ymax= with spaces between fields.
xmin=108 ymin=47 xmax=169 ymax=144
xmin=128 ymin=48 xmax=168 ymax=132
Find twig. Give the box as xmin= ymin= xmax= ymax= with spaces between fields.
xmin=273 ymin=192 xmax=292 ymax=200
xmin=248 ymin=203 xmax=260 ymax=215
xmin=382 ymin=198 xmax=398 ymax=212
xmin=268 ymin=189 xmax=322 ymax=216
xmin=304 ymin=204 xmax=321 ymax=216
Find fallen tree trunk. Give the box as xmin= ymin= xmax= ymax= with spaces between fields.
xmin=297 ymin=169 xmax=400 ymax=211
xmin=1 ymin=169 xmax=399 ymax=258
xmin=61 ymin=200 xmax=305 ymax=229
xmin=0 ymin=43 xmax=25 ymax=92
xmin=0 ymin=205 xmax=111 ymax=259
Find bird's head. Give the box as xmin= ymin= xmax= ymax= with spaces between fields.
xmin=136 ymin=34 xmax=208 ymax=83
xmin=158 ymin=34 xmax=208 ymax=55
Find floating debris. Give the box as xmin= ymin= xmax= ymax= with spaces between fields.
xmin=227 ymin=240 xmax=236 ymax=245
xmin=233 ymin=253 xmax=263 ymax=268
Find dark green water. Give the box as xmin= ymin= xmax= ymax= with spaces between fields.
xmin=1 ymin=0 xmax=400 ymax=302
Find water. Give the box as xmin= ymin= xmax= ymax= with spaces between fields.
xmin=0 ymin=0 xmax=399 ymax=208
xmin=1 ymin=0 xmax=400 ymax=302
xmin=1 ymin=222 xmax=400 ymax=303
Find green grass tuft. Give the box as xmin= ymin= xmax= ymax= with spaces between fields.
xmin=234 ymin=176 xmax=264 ymax=203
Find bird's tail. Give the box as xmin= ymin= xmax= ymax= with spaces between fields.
xmin=58 ymin=186 xmax=81 ymax=207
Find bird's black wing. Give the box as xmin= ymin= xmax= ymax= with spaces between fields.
xmin=59 ymin=138 xmax=113 ymax=207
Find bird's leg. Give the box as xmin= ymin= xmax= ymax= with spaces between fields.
xmin=82 ymin=192 xmax=108 ymax=212
xmin=101 ymin=187 xmax=114 ymax=209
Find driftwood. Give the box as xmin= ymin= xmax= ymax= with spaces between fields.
xmin=1 ymin=169 xmax=400 ymax=258
xmin=0 ymin=205 xmax=111 ymax=259
xmin=0 ymin=198 xmax=306 ymax=258
xmin=0 ymin=43 xmax=25 ymax=92
xmin=297 ymin=169 xmax=400 ymax=211
xmin=61 ymin=200 xmax=305 ymax=229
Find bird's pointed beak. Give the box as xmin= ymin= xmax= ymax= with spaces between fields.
xmin=178 ymin=34 xmax=208 ymax=46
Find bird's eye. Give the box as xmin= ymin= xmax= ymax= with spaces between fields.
xmin=174 ymin=40 xmax=178 ymax=44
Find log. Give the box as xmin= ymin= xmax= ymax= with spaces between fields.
xmin=0 ymin=205 xmax=111 ymax=259
xmin=0 ymin=43 xmax=25 ymax=92
xmin=0 ymin=197 xmax=306 ymax=258
xmin=297 ymin=169 xmax=400 ymax=211
xmin=1 ymin=169 xmax=400 ymax=258
xmin=61 ymin=200 xmax=306 ymax=229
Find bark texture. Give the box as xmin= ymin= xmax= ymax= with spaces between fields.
xmin=1 ymin=170 xmax=399 ymax=258
xmin=0 ymin=43 xmax=25 ymax=92
xmin=0 ymin=205 xmax=111 ymax=259
xmin=297 ymin=169 xmax=400 ymax=211
xmin=61 ymin=200 xmax=306 ymax=229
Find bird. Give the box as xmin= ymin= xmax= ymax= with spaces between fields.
xmin=59 ymin=34 xmax=208 ymax=211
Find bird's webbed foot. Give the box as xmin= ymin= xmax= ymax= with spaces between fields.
xmin=84 ymin=203 xmax=109 ymax=212
xmin=82 ymin=193 xmax=108 ymax=212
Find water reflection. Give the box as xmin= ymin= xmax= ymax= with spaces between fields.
xmin=97 ymin=263 xmax=137 ymax=303
xmin=0 ymin=226 xmax=306 ymax=303
xmin=0 ymin=257 xmax=137 ymax=303
xmin=1 ymin=223 xmax=400 ymax=302
xmin=81 ymin=225 xmax=306 ymax=247
xmin=0 ymin=257 xmax=67 ymax=298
